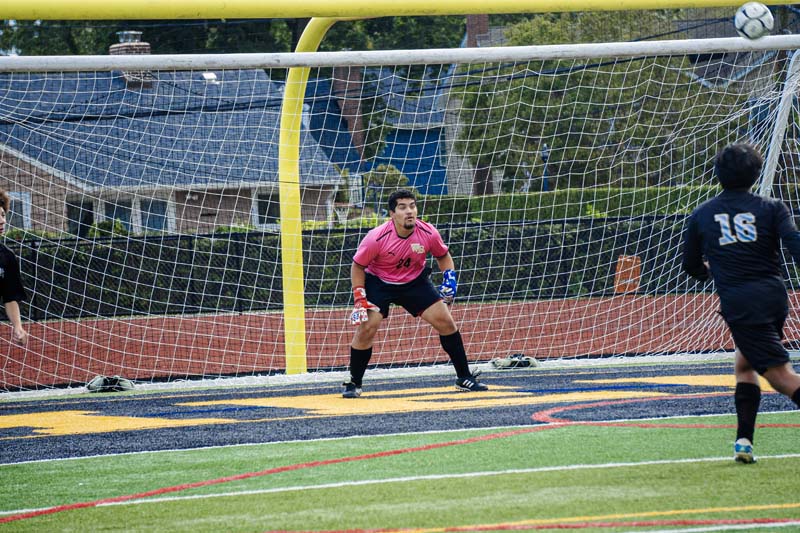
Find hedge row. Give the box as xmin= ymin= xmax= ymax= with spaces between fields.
xmin=14 ymin=183 xmax=800 ymax=321
xmin=416 ymin=186 xmax=717 ymax=224
xmin=12 ymin=216 xmax=702 ymax=321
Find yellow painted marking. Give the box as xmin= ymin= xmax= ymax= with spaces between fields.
xmin=0 ymin=374 xmax=739 ymax=437
xmin=402 ymin=501 xmax=800 ymax=532
xmin=180 ymin=388 xmax=670 ymax=416
xmin=577 ymin=374 xmax=775 ymax=391
xmin=0 ymin=411 xmax=234 ymax=436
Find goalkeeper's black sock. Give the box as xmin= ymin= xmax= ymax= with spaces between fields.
xmin=440 ymin=331 xmax=471 ymax=379
xmin=349 ymin=347 xmax=372 ymax=387
xmin=791 ymin=386 xmax=800 ymax=408
xmin=734 ymin=382 xmax=761 ymax=442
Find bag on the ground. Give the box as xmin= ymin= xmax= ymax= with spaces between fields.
xmin=86 ymin=375 xmax=135 ymax=392
xmin=490 ymin=353 xmax=538 ymax=369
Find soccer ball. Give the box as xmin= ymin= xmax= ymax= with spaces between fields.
xmin=734 ymin=2 xmax=774 ymax=40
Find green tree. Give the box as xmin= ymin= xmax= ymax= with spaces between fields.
xmin=453 ymin=12 xmax=755 ymax=192
xmin=88 ymin=218 xmax=129 ymax=238
xmin=363 ymin=163 xmax=411 ymax=191
xmin=1 ymin=17 xmax=468 ymax=56
xmin=321 ymin=17 xmax=465 ymax=52
xmin=1 ymin=19 xmax=301 ymax=56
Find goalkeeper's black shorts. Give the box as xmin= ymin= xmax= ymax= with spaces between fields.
xmin=727 ymin=318 xmax=790 ymax=375
xmin=365 ymin=267 xmax=440 ymax=318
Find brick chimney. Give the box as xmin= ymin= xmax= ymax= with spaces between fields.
xmin=110 ymin=31 xmax=154 ymax=89
xmin=332 ymin=65 xmax=366 ymax=158
xmin=466 ymin=15 xmax=489 ymax=48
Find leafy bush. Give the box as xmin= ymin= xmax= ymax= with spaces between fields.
xmin=88 ymin=219 xmax=129 ymax=238
xmin=417 ymin=185 xmax=716 ymax=224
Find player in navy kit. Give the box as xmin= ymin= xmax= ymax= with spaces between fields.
xmin=682 ymin=143 xmax=800 ymax=463
xmin=0 ymin=190 xmax=28 ymax=345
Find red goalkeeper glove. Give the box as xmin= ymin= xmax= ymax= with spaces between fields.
xmin=350 ymin=286 xmax=380 ymax=325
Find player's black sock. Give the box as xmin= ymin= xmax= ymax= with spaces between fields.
xmin=349 ymin=347 xmax=372 ymax=387
xmin=440 ymin=330 xmax=471 ymax=378
xmin=734 ymin=382 xmax=761 ymax=442
xmin=791 ymin=386 xmax=800 ymax=408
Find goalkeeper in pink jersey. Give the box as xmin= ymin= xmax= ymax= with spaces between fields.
xmin=343 ymin=189 xmax=488 ymax=398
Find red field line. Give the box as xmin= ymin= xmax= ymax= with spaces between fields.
xmin=531 ymin=393 xmax=800 ymax=431
xmin=531 ymin=393 xmax=729 ymax=424
xmin=4 ymin=395 xmax=796 ymax=526
xmin=0 ymin=426 xmax=557 ymax=524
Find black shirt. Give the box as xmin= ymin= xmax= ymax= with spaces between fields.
xmin=0 ymin=243 xmax=26 ymax=304
xmin=682 ymin=189 xmax=800 ymax=324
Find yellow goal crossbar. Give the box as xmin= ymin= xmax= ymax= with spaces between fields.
xmin=2 ymin=0 xmax=794 ymax=20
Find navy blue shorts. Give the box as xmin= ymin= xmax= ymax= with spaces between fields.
xmin=364 ymin=267 xmax=441 ymax=318
xmin=727 ymin=319 xmax=790 ymax=375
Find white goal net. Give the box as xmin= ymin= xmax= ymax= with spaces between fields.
xmin=2 ymin=36 xmax=800 ymax=390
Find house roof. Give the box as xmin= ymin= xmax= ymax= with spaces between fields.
xmin=304 ymin=77 xmax=369 ymax=174
xmin=0 ymin=69 xmax=341 ymax=189
xmin=366 ymin=68 xmax=447 ymax=129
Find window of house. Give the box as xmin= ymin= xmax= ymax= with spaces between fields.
xmin=67 ymin=200 xmax=95 ymax=237
xmin=105 ymin=200 xmax=132 ymax=230
xmin=7 ymin=192 xmax=31 ymax=230
xmin=255 ymin=193 xmax=280 ymax=227
xmin=141 ymin=199 xmax=168 ymax=232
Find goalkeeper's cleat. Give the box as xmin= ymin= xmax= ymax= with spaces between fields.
xmin=342 ymin=378 xmax=362 ymax=399
xmin=455 ymin=375 xmax=488 ymax=392
xmin=734 ymin=438 xmax=756 ymax=464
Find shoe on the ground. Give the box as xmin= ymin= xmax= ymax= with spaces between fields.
xmin=734 ymin=438 xmax=756 ymax=464
xmin=455 ymin=374 xmax=488 ymax=392
xmin=342 ymin=379 xmax=362 ymax=398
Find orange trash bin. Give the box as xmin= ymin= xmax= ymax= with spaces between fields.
xmin=614 ymin=255 xmax=641 ymax=294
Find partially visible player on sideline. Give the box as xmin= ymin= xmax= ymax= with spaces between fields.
xmin=343 ymin=188 xmax=487 ymax=397
xmin=0 ymin=190 xmax=28 ymax=345
xmin=682 ymin=143 xmax=800 ymax=463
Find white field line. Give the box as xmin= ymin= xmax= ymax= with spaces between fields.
xmin=2 ymin=410 xmax=797 ymax=467
xmin=2 ymin=452 xmax=797 ymax=515
xmin=634 ymin=521 xmax=800 ymax=533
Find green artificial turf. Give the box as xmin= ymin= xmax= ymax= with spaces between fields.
xmin=2 ymin=412 xmax=798 ymax=532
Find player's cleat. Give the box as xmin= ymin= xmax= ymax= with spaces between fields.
xmin=734 ymin=438 xmax=756 ymax=464
xmin=342 ymin=379 xmax=362 ymax=398
xmin=455 ymin=375 xmax=488 ymax=392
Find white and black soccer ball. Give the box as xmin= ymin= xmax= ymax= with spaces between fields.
xmin=734 ymin=2 xmax=774 ymax=40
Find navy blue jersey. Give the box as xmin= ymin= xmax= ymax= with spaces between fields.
xmin=682 ymin=190 xmax=800 ymax=324
xmin=0 ymin=243 xmax=26 ymax=304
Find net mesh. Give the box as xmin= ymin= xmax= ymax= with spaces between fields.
xmin=1 ymin=39 xmax=800 ymax=390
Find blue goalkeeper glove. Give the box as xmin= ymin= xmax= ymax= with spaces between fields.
xmin=439 ymin=269 xmax=457 ymax=304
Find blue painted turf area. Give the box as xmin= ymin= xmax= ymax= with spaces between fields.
xmin=1 ymin=362 xmax=798 ymax=464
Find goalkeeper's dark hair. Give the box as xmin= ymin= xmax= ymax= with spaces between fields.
xmin=714 ymin=143 xmax=763 ymax=190
xmin=388 ymin=189 xmax=416 ymax=212
xmin=0 ymin=189 xmax=8 ymax=213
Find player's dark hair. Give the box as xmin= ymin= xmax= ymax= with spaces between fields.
xmin=0 ymin=189 xmax=8 ymax=212
xmin=387 ymin=189 xmax=416 ymax=212
xmin=714 ymin=143 xmax=763 ymax=190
